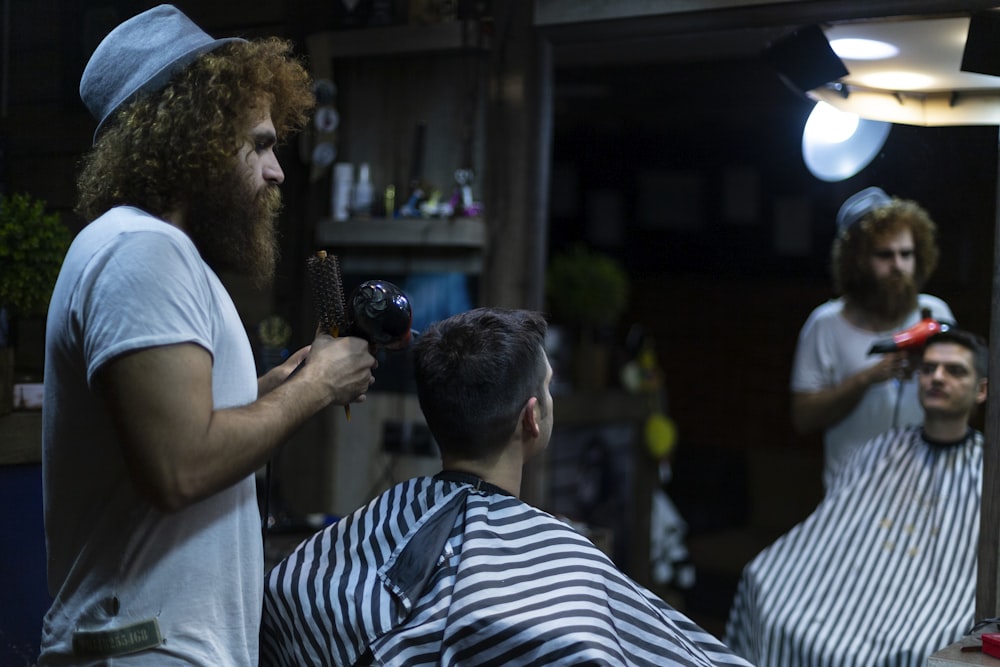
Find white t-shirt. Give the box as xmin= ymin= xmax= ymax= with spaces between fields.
xmin=40 ymin=206 xmax=262 ymax=665
xmin=790 ymin=295 xmax=954 ymax=490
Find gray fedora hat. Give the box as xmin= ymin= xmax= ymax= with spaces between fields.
xmin=80 ymin=4 xmax=244 ymax=142
xmin=836 ymin=186 xmax=892 ymax=237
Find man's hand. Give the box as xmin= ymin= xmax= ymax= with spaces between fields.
xmin=295 ymin=333 xmax=376 ymax=406
xmin=792 ymin=352 xmax=911 ymax=435
xmin=863 ymin=350 xmax=913 ymax=384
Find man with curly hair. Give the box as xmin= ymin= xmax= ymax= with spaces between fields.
xmin=728 ymin=329 xmax=987 ymax=665
xmin=39 ymin=6 xmax=376 ymax=664
xmin=790 ymin=186 xmax=954 ymax=491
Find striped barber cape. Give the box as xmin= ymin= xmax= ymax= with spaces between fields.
xmin=262 ymin=476 xmax=752 ymax=667
xmin=725 ymin=426 xmax=982 ymax=667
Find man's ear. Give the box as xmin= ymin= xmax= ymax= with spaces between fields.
xmin=976 ymin=377 xmax=988 ymax=405
xmin=521 ymin=396 xmax=540 ymax=439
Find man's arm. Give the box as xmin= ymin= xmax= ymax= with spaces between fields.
xmin=98 ymin=333 xmax=374 ymax=512
xmin=791 ymin=351 xmax=909 ymax=434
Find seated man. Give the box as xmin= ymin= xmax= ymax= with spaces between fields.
xmin=725 ymin=329 xmax=988 ymax=666
xmin=262 ymin=308 xmax=750 ymax=667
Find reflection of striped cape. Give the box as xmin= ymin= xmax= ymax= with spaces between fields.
xmin=262 ymin=477 xmax=751 ymax=666
xmin=725 ymin=427 xmax=982 ymax=667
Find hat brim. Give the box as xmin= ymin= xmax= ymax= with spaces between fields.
xmin=92 ymin=36 xmax=244 ymax=142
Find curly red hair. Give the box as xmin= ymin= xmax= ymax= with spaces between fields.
xmin=831 ymin=198 xmax=940 ymax=299
xmin=76 ymin=38 xmax=314 ymax=221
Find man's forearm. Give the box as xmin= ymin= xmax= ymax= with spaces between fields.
xmin=102 ymin=342 xmax=354 ymax=513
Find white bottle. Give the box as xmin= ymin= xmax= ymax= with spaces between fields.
xmin=352 ymin=163 xmax=374 ymax=217
xmin=332 ymin=162 xmax=354 ymax=221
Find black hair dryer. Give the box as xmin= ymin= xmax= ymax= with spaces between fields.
xmin=350 ymin=280 xmax=413 ymax=351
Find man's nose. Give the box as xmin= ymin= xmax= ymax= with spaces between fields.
xmin=264 ymin=153 xmax=284 ymax=185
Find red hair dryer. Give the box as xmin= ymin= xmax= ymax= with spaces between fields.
xmin=868 ymin=308 xmax=951 ymax=355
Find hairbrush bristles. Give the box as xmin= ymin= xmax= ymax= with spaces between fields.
xmin=306 ymin=250 xmax=350 ymax=336
xmin=305 ymin=250 xmax=353 ymax=420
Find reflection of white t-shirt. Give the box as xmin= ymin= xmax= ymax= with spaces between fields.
xmin=41 ymin=206 xmax=262 ymax=665
xmin=790 ymin=295 xmax=954 ymax=489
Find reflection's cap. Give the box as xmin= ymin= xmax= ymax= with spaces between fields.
xmin=836 ymin=186 xmax=892 ymax=236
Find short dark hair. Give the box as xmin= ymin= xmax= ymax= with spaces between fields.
xmin=413 ymin=308 xmax=549 ymax=461
xmin=924 ymin=329 xmax=988 ymax=379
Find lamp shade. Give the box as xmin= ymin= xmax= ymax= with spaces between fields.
xmin=802 ymin=102 xmax=892 ymax=182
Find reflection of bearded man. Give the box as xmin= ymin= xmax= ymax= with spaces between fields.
xmin=853 ymin=265 xmax=919 ymax=324
xmin=186 ymin=164 xmax=283 ymax=289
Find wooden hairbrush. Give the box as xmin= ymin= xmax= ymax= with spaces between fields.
xmin=305 ymin=250 xmax=352 ymax=419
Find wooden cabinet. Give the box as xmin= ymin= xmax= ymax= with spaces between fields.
xmin=305 ymin=23 xmax=491 ymax=276
xmin=305 ymin=3 xmax=547 ymax=312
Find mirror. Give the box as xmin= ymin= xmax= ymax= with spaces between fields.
xmin=535 ymin=0 xmax=1000 ymax=636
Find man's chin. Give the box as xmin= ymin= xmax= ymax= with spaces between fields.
xmin=871 ymin=279 xmax=918 ymax=321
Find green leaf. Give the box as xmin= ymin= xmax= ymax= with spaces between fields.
xmin=0 ymin=193 xmax=72 ymax=316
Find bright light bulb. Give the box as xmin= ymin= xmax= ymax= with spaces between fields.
xmin=858 ymin=71 xmax=936 ymax=90
xmin=804 ymin=102 xmax=860 ymax=144
xmin=829 ymin=38 xmax=899 ymax=60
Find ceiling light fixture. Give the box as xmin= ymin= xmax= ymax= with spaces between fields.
xmin=805 ymin=101 xmax=859 ymax=143
xmin=855 ymin=71 xmax=936 ymax=91
xmin=829 ymin=38 xmax=898 ymax=61
xmin=810 ymin=16 xmax=1000 ymax=127
xmin=802 ymin=101 xmax=892 ymax=182
xmin=809 ymin=83 xmax=1000 ymax=127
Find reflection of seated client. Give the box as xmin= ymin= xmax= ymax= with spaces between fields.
xmin=262 ymin=307 xmax=751 ymax=667
xmin=725 ymin=329 xmax=988 ymax=666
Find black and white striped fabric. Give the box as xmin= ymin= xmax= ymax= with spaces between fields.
xmin=262 ymin=477 xmax=752 ymax=666
xmin=725 ymin=427 xmax=983 ymax=667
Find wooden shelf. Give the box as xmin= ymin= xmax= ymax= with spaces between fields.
xmin=307 ymin=22 xmax=490 ymax=61
xmin=315 ymin=217 xmax=486 ymax=274
xmin=316 ymin=217 xmax=485 ymax=247
xmin=305 ymin=21 xmax=491 ymax=276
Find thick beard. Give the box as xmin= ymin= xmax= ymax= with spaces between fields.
xmin=855 ymin=271 xmax=919 ymax=323
xmin=185 ymin=169 xmax=282 ymax=290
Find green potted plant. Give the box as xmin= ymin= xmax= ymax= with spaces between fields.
xmin=545 ymin=244 xmax=629 ymax=389
xmin=0 ymin=192 xmax=72 ymax=413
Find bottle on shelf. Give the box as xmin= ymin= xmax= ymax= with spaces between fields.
xmin=351 ymin=163 xmax=375 ymax=218
xmin=331 ymin=162 xmax=354 ymax=221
